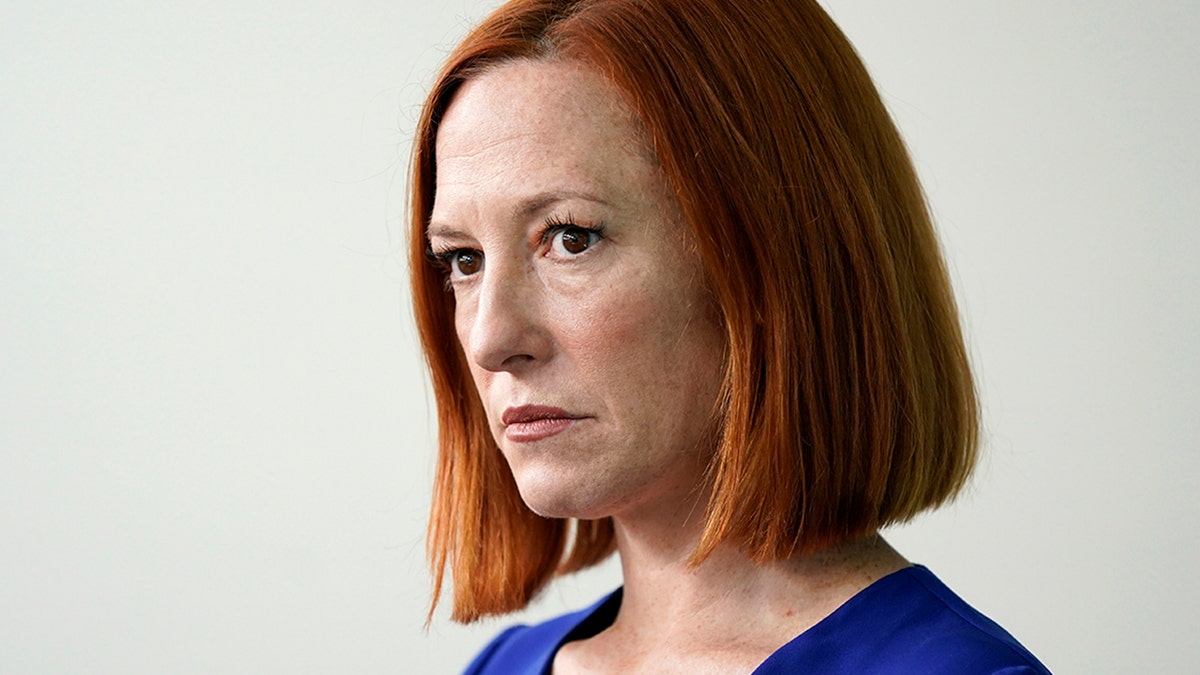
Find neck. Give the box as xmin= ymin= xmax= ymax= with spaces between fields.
xmin=554 ymin=488 xmax=909 ymax=673
xmin=605 ymin=497 xmax=909 ymax=652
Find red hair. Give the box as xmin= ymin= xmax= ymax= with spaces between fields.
xmin=410 ymin=0 xmax=978 ymax=622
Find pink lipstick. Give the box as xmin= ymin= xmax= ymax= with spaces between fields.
xmin=502 ymin=405 xmax=582 ymax=442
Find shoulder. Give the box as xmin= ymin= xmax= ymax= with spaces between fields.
xmin=462 ymin=590 xmax=621 ymax=675
xmin=757 ymin=566 xmax=1051 ymax=674
xmin=900 ymin=566 xmax=1050 ymax=673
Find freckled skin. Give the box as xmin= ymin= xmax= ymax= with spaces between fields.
xmin=429 ymin=60 xmax=726 ymax=522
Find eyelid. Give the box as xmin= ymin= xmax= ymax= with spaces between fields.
xmin=427 ymin=233 xmax=475 ymax=262
xmin=424 ymin=242 xmax=449 ymax=263
xmin=424 ymin=243 xmax=459 ymax=267
xmin=426 ymin=243 xmax=484 ymax=285
xmin=538 ymin=213 xmax=607 ymax=251
xmin=424 ymin=213 xmax=605 ymax=282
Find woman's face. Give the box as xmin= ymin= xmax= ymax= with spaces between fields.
xmin=428 ymin=60 xmax=725 ymax=521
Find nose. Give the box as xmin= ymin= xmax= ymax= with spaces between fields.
xmin=460 ymin=257 xmax=551 ymax=373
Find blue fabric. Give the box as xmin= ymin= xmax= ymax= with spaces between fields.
xmin=462 ymin=565 xmax=1050 ymax=674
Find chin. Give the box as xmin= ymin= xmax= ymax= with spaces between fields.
xmin=517 ymin=486 xmax=610 ymax=520
xmin=512 ymin=472 xmax=620 ymax=521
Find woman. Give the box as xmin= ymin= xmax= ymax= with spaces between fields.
xmin=410 ymin=0 xmax=1050 ymax=672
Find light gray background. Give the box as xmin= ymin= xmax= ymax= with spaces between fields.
xmin=2 ymin=1 xmax=1196 ymax=672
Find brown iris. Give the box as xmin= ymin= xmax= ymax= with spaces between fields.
xmin=559 ymin=228 xmax=592 ymax=255
xmin=455 ymin=250 xmax=482 ymax=276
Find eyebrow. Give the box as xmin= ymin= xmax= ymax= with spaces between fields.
xmin=427 ymin=189 xmax=611 ymax=240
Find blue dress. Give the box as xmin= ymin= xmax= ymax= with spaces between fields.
xmin=463 ymin=565 xmax=1050 ymax=674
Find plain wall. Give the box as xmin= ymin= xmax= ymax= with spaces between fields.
xmin=2 ymin=1 xmax=1196 ymax=672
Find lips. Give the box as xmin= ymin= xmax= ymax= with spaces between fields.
xmin=502 ymin=405 xmax=583 ymax=442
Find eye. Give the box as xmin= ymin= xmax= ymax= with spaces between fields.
xmin=449 ymin=249 xmax=483 ymax=277
xmin=429 ymin=247 xmax=484 ymax=279
xmin=548 ymin=224 xmax=604 ymax=257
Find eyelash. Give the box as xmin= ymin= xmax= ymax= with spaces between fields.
xmin=539 ymin=213 xmax=607 ymax=253
xmin=426 ymin=214 xmax=607 ymax=281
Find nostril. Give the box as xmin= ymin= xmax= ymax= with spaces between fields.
xmin=466 ymin=313 xmax=544 ymax=372
xmin=465 ymin=277 xmax=552 ymax=372
xmin=471 ymin=328 xmax=550 ymax=373
xmin=500 ymin=353 xmax=536 ymax=368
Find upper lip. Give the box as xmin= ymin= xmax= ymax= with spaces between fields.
xmin=502 ymin=405 xmax=579 ymax=426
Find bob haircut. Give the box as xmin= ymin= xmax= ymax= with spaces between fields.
xmin=411 ymin=0 xmax=978 ymax=622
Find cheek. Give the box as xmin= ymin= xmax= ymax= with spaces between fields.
xmin=451 ymin=298 xmax=491 ymax=393
xmin=556 ymin=282 xmax=652 ymax=376
xmin=452 ymin=302 xmax=471 ymax=353
xmin=558 ymin=278 xmax=721 ymax=399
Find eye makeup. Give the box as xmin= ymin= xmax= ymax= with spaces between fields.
xmin=538 ymin=213 xmax=607 ymax=258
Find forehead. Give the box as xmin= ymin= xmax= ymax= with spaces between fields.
xmin=438 ymin=58 xmax=646 ymax=155
xmin=431 ymin=60 xmax=661 ymax=223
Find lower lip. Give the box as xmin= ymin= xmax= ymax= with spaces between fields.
xmin=505 ymin=417 xmax=577 ymax=442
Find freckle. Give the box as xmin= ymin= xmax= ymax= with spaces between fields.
xmin=784 ymin=610 xmax=795 ymax=618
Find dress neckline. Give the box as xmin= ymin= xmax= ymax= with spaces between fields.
xmin=543 ymin=564 xmax=927 ymax=674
